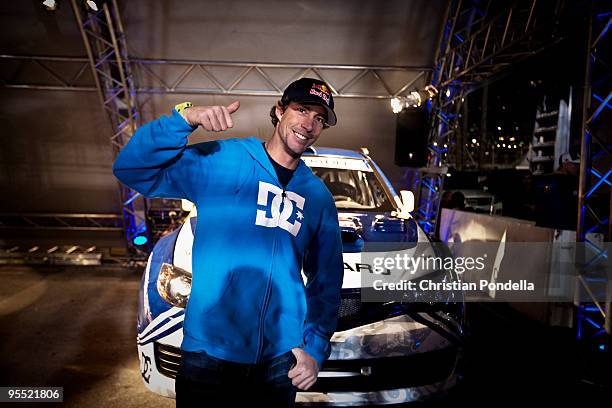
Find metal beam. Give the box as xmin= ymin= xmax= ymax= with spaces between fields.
xmin=0 ymin=213 xmax=123 ymax=231
xmin=0 ymin=54 xmax=429 ymax=99
xmin=575 ymin=2 xmax=611 ymax=350
xmin=70 ymin=0 xmax=149 ymax=256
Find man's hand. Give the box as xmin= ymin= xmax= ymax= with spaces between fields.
xmin=288 ymin=348 xmax=319 ymax=390
xmin=181 ymin=101 xmax=240 ymax=131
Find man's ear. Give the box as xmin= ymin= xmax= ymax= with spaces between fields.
xmin=275 ymin=104 xmax=284 ymax=122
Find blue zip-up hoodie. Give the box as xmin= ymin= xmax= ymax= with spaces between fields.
xmin=113 ymin=109 xmax=344 ymax=368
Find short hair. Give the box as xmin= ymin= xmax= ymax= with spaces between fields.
xmin=269 ymin=98 xmax=330 ymax=129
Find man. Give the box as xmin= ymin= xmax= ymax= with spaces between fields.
xmin=113 ymin=78 xmax=344 ymax=407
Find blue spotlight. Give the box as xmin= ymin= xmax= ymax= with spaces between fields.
xmin=133 ymin=235 xmax=148 ymax=246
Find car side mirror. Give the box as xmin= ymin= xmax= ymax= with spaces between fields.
xmin=392 ymin=190 xmax=414 ymax=219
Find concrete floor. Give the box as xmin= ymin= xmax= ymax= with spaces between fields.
xmin=1 ymin=265 xmax=609 ymax=407
xmin=0 ymin=265 xmax=173 ymax=408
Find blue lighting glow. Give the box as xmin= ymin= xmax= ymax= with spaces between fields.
xmin=133 ymin=235 xmax=148 ymax=246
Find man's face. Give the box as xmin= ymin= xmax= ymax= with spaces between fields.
xmin=274 ymin=102 xmax=327 ymax=158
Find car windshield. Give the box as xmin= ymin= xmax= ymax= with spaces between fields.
xmin=310 ymin=167 xmax=395 ymax=211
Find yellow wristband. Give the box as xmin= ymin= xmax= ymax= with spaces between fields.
xmin=174 ymin=101 xmax=193 ymax=115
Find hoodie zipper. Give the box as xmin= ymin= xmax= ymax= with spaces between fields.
xmin=255 ymin=186 xmax=287 ymax=363
xmin=252 ymin=141 xmax=299 ymax=363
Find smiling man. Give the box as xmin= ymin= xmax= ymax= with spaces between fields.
xmin=112 ymin=78 xmax=343 ymax=407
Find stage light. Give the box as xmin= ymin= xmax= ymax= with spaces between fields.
xmin=85 ymin=0 xmax=108 ymax=11
xmin=391 ymin=97 xmax=403 ymax=113
xmin=133 ymin=235 xmax=148 ymax=246
xmin=390 ymin=85 xmax=438 ymax=113
xmin=471 ymin=138 xmax=477 ymax=144
xmin=42 ymin=0 xmax=58 ymax=10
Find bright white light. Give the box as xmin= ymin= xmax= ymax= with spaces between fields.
xmin=445 ymin=89 xmax=451 ymax=98
xmin=86 ymin=1 xmax=99 ymax=11
xmin=471 ymin=138 xmax=477 ymax=144
xmin=509 ymin=137 xmax=515 ymax=142
xmin=446 ymin=173 xmax=452 ymax=177
xmin=390 ymin=97 xmax=404 ymax=114
xmin=42 ymin=0 xmax=57 ymax=10
xmin=433 ymin=142 xmax=438 ymax=147
xmin=497 ymin=126 xmax=502 ymax=131
xmin=502 ymin=144 xmax=506 ymax=147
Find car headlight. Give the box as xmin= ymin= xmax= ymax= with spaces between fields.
xmin=157 ymin=263 xmax=192 ymax=308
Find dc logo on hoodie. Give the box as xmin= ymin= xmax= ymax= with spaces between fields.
xmin=255 ymin=181 xmax=305 ymax=237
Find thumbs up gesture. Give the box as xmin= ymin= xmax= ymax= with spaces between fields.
xmin=181 ymin=101 xmax=240 ymax=131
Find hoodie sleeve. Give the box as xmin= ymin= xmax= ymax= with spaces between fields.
xmin=302 ymin=195 xmax=344 ymax=368
xmin=112 ymin=109 xmax=217 ymax=202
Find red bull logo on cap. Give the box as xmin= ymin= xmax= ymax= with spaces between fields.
xmin=310 ymin=84 xmax=331 ymax=104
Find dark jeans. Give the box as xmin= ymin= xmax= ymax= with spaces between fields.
xmin=176 ymin=349 xmax=297 ymax=407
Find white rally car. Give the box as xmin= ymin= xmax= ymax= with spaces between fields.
xmin=137 ymin=147 xmax=465 ymax=405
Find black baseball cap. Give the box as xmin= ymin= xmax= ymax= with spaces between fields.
xmin=281 ymin=78 xmax=337 ymax=126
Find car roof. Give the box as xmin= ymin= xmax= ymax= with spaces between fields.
xmin=303 ymin=146 xmax=366 ymax=160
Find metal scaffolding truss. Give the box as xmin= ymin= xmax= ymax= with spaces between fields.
xmin=0 ymin=55 xmax=429 ymax=99
xmin=0 ymin=213 xmax=123 ymax=231
xmin=415 ymin=0 xmax=566 ymax=235
xmin=0 ymin=55 xmax=95 ymax=92
xmin=131 ymin=59 xmax=429 ymax=98
xmin=0 ymin=245 xmax=104 ymax=266
xmin=70 ymin=0 xmax=149 ymax=255
xmin=575 ymin=2 xmax=611 ymax=349
xmin=436 ymin=0 xmax=565 ymax=89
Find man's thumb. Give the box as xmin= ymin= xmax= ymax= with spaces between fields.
xmin=226 ymin=100 xmax=240 ymax=114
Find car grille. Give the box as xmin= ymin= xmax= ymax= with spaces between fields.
xmin=311 ymin=346 xmax=458 ymax=393
xmin=153 ymin=342 xmax=458 ymax=392
xmin=154 ymin=342 xmax=181 ymax=379
xmin=337 ymin=289 xmax=403 ymax=331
